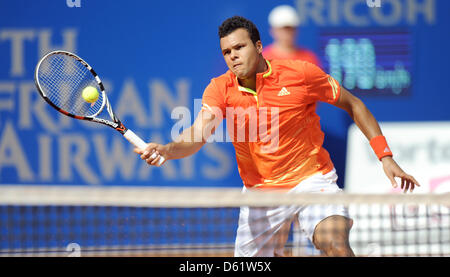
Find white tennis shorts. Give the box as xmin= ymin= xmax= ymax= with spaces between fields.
xmin=234 ymin=168 xmax=350 ymax=257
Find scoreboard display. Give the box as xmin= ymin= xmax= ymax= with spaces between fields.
xmin=319 ymin=29 xmax=412 ymax=97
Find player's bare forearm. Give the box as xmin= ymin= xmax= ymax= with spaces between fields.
xmin=334 ymin=86 xmax=420 ymax=192
xmin=135 ymin=109 xmax=218 ymax=166
xmin=334 ymin=87 xmax=382 ymax=140
xmin=133 ymin=125 xmax=205 ymax=166
xmin=165 ymin=126 xmax=206 ymax=160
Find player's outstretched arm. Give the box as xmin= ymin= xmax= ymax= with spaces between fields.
xmin=134 ymin=109 xmax=219 ymax=167
xmin=333 ymin=87 xmax=420 ymax=193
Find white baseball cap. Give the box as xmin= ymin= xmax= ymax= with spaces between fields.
xmin=268 ymin=5 xmax=300 ymax=28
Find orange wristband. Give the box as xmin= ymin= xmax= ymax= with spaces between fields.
xmin=369 ymin=135 xmax=393 ymax=161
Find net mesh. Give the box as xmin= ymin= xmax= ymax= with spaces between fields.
xmin=36 ymin=53 xmax=104 ymax=117
xmin=0 ymin=186 xmax=448 ymax=257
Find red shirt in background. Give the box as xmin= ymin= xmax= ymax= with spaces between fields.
xmin=263 ymin=45 xmax=322 ymax=68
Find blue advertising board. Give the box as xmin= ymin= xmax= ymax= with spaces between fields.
xmin=0 ymin=0 xmax=449 ymax=188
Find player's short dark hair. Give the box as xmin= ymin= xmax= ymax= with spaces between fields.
xmin=218 ymin=16 xmax=261 ymax=44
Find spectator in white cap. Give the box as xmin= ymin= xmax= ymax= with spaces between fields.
xmin=263 ymin=4 xmax=321 ymax=67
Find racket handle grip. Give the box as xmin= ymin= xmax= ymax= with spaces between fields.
xmin=123 ymin=129 xmax=165 ymax=166
xmin=123 ymin=129 xmax=147 ymax=150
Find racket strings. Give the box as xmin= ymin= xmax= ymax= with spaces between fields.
xmin=37 ymin=54 xmax=104 ymax=117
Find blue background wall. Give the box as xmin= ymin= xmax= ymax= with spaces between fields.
xmin=0 ymin=0 xmax=449 ymax=188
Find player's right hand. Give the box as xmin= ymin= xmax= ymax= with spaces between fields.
xmin=134 ymin=143 xmax=167 ymax=167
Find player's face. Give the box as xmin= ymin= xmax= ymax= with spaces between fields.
xmin=220 ymin=28 xmax=263 ymax=79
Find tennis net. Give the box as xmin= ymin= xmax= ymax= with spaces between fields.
xmin=0 ymin=186 xmax=448 ymax=257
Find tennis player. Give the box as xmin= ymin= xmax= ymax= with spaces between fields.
xmin=135 ymin=16 xmax=420 ymax=257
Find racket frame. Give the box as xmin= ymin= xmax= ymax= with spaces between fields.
xmin=34 ymin=50 xmax=159 ymax=156
xmin=34 ymin=50 xmax=126 ymax=130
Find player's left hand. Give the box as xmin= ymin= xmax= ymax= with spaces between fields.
xmin=381 ymin=156 xmax=420 ymax=193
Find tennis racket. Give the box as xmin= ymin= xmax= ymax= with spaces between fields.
xmin=34 ymin=50 xmax=164 ymax=165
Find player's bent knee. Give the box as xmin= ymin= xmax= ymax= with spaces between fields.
xmin=327 ymin=240 xmax=354 ymax=257
xmin=313 ymin=236 xmax=354 ymax=257
xmin=312 ymin=216 xmax=354 ymax=256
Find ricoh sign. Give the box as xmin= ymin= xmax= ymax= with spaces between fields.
xmin=296 ymin=0 xmax=436 ymax=26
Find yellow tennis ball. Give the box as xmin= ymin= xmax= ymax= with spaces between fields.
xmin=82 ymin=86 xmax=99 ymax=103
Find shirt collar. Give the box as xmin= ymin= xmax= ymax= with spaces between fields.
xmin=261 ymin=60 xmax=272 ymax=78
xmin=236 ymin=60 xmax=272 ymax=95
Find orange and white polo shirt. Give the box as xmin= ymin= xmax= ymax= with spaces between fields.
xmin=202 ymin=59 xmax=341 ymax=189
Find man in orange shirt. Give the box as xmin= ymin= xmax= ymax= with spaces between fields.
xmin=136 ymin=16 xmax=419 ymax=257
xmin=263 ymin=5 xmax=321 ymax=67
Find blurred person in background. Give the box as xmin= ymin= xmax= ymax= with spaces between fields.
xmin=263 ymin=5 xmax=321 ymax=67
